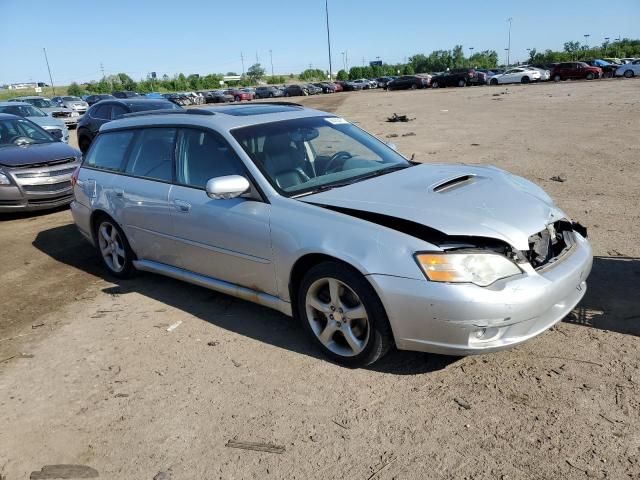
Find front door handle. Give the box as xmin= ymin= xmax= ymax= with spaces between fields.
xmin=173 ymin=199 xmax=191 ymax=212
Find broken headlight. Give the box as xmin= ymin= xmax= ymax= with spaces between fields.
xmin=415 ymin=252 xmax=522 ymax=287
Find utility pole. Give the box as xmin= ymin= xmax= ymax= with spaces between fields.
xmin=100 ymin=62 xmax=105 ymax=78
xmin=42 ymin=47 xmax=56 ymax=95
xmin=341 ymin=51 xmax=345 ymax=71
xmin=362 ymin=56 xmax=365 ymax=67
xmin=240 ymin=52 xmax=245 ymax=75
xmin=325 ymin=0 xmax=333 ymax=80
xmin=604 ymin=37 xmax=610 ymax=55
xmin=269 ymin=49 xmax=274 ymax=77
xmin=468 ymin=47 xmax=474 ymax=66
xmin=506 ymin=17 xmax=513 ymax=67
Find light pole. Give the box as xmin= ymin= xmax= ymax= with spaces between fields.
xmin=469 ymin=47 xmax=474 ymax=66
xmin=584 ymin=34 xmax=590 ymax=50
xmin=504 ymin=48 xmax=509 ymax=67
xmin=42 ymin=47 xmax=56 ymax=95
xmin=269 ymin=49 xmax=274 ymax=77
xmin=341 ymin=51 xmax=345 ymax=71
xmin=325 ymin=0 xmax=333 ymax=80
xmin=615 ymin=37 xmax=621 ymax=57
xmin=506 ymin=17 xmax=513 ymax=67
xmin=604 ymin=37 xmax=610 ymax=56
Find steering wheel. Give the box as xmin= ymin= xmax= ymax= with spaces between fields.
xmin=323 ymin=151 xmax=352 ymax=174
xmin=10 ymin=136 xmax=32 ymax=146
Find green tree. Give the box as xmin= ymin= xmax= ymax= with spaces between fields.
xmin=67 ymin=82 xmax=83 ymax=96
xmin=247 ymin=63 xmax=265 ymax=82
xmin=336 ymin=69 xmax=348 ymax=81
xmin=401 ymin=64 xmax=415 ymax=75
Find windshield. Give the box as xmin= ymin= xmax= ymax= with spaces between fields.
xmin=0 ymin=104 xmax=47 ymax=118
xmin=62 ymin=96 xmax=80 ymax=101
xmin=232 ymin=116 xmax=410 ymax=196
xmin=0 ymin=118 xmax=53 ymax=147
xmin=27 ymin=98 xmax=55 ymax=108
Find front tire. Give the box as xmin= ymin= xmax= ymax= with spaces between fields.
xmin=586 ymin=72 xmax=595 ymax=80
xmin=298 ymin=261 xmax=393 ymax=367
xmin=490 ymin=78 xmax=499 ymax=86
xmin=521 ymin=76 xmax=530 ymax=84
xmin=624 ymin=69 xmax=634 ymax=78
xmin=457 ymin=79 xmax=466 ymax=87
xmin=94 ymin=216 xmax=135 ymax=279
xmin=553 ymin=74 xmax=561 ymax=82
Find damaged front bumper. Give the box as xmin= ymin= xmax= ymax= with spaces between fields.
xmin=367 ymin=232 xmax=593 ymax=356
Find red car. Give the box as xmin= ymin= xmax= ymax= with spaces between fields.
xmin=550 ymin=62 xmax=602 ymax=82
xmin=224 ymin=89 xmax=253 ymax=102
xmin=332 ymin=82 xmax=344 ymax=92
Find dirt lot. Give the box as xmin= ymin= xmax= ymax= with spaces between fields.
xmin=1 ymin=80 xmax=639 ymax=479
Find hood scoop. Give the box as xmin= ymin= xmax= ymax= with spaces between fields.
xmin=432 ymin=174 xmax=476 ymax=193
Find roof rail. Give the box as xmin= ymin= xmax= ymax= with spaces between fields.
xmin=214 ymin=101 xmax=304 ymax=108
xmin=119 ymin=108 xmax=215 ymax=119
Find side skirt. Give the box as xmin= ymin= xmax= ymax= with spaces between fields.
xmin=133 ymin=259 xmax=292 ymax=317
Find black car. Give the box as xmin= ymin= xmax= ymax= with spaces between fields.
xmin=283 ymin=85 xmax=309 ymax=97
xmin=200 ymin=90 xmax=234 ymax=103
xmin=335 ymin=81 xmax=363 ymax=91
xmin=375 ymin=77 xmax=394 ymax=88
xmin=77 ymin=99 xmax=182 ymax=153
xmin=580 ymin=60 xmax=617 ymax=78
xmin=431 ymin=69 xmax=478 ymax=88
xmin=386 ymin=75 xmax=431 ymax=90
xmin=112 ymin=91 xmax=141 ymax=99
xmin=255 ymin=86 xmax=284 ymax=99
xmin=85 ymin=94 xmax=115 ymax=106
xmin=313 ymin=82 xmax=336 ymax=93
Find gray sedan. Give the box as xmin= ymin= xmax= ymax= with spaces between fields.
xmin=70 ymin=104 xmax=592 ymax=366
xmin=51 ymin=96 xmax=89 ymax=114
xmin=9 ymin=96 xmax=79 ymax=127
xmin=0 ymin=102 xmax=69 ymax=142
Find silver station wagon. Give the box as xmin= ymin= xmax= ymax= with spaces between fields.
xmin=70 ymin=103 xmax=592 ymax=366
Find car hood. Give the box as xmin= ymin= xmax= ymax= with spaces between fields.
xmin=302 ymin=163 xmax=566 ymax=250
xmin=0 ymin=142 xmax=79 ymax=167
xmin=39 ymin=107 xmax=71 ymax=114
xmin=27 ymin=115 xmax=66 ymax=129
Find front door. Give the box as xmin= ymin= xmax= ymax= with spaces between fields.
xmin=168 ymin=128 xmax=276 ymax=295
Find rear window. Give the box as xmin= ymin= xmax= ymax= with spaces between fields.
xmin=84 ymin=131 xmax=135 ymax=172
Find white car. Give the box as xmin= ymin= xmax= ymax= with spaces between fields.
xmin=615 ymin=60 xmax=640 ymax=78
xmin=519 ymin=65 xmax=551 ymax=81
xmin=488 ymin=67 xmax=541 ymax=85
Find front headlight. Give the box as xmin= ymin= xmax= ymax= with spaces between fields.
xmin=415 ymin=252 xmax=522 ymax=287
xmin=0 ymin=171 xmax=11 ymax=185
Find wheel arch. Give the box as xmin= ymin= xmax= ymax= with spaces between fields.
xmin=89 ymin=209 xmax=138 ymax=260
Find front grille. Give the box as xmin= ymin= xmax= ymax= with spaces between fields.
xmin=22 ymin=181 xmax=71 ymax=193
xmin=27 ymin=193 xmax=73 ymax=205
xmin=14 ymin=167 xmax=76 ymax=179
xmin=523 ymin=221 xmax=576 ymax=270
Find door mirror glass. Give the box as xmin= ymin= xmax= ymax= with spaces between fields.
xmin=205 ymin=175 xmax=250 ymax=200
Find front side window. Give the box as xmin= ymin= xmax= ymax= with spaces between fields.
xmin=0 ymin=105 xmax=47 ymax=118
xmin=124 ymin=128 xmax=176 ymax=182
xmin=175 ymin=129 xmax=245 ymax=189
xmin=232 ymin=116 xmax=410 ymax=196
xmin=84 ymin=131 xmax=134 ymax=171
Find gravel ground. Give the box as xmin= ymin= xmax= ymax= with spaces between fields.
xmin=1 ymin=79 xmax=639 ymax=479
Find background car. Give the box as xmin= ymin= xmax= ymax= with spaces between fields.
xmin=375 ymin=77 xmax=394 ymax=88
xmin=615 ymin=59 xmax=640 ymax=78
xmin=313 ymin=82 xmax=336 ymax=93
xmin=0 ymin=114 xmax=81 ymax=211
xmin=550 ymin=62 xmax=602 ymax=81
xmin=431 ymin=68 xmax=477 ymax=88
xmin=225 ymin=88 xmax=254 ymax=101
xmin=8 ymin=96 xmax=79 ymax=128
xmin=162 ymin=93 xmax=190 ymax=106
xmin=488 ymin=67 xmax=541 ymax=85
xmin=0 ymin=102 xmax=69 ymax=142
xmin=85 ymin=94 xmax=115 ymax=106
xmin=580 ymin=59 xmax=617 ymax=78
xmin=255 ymin=86 xmax=284 ymax=98
xmin=201 ymin=90 xmax=234 ymax=103
xmin=332 ymin=82 xmax=344 ymax=92
xmin=112 ymin=91 xmax=141 ymax=98
xmin=386 ymin=74 xmax=431 ymax=90
xmin=352 ymin=79 xmax=372 ymax=89
xmin=282 ymin=84 xmax=309 ymax=97
xmin=335 ymin=81 xmax=363 ymax=91
xmin=305 ymin=84 xmax=322 ymax=95
xmin=76 ymin=98 xmax=182 ymax=153
xmin=51 ymin=96 xmax=89 ymax=115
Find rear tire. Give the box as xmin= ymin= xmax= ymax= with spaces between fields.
xmin=586 ymin=72 xmax=595 ymax=80
xmin=521 ymin=76 xmax=530 ymax=84
xmin=431 ymin=81 xmax=439 ymax=89
xmin=78 ymin=134 xmax=91 ymax=154
xmin=624 ymin=69 xmax=634 ymax=78
xmin=457 ymin=79 xmax=466 ymax=87
xmin=553 ymin=74 xmax=561 ymax=82
xmin=93 ymin=215 xmax=135 ymax=279
xmin=410 ymin=83 xmax=417 ymax=90
xmin=297 ymin=261 xmax=393 ymax=367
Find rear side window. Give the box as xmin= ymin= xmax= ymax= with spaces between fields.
xmin=84 ymin=131 xmax=134 ymax=172
xmin=92 ymin=104 xmax=112 ymax=120
xmin=124 ymin=128 xmax=176 ymax=182
xmin=110 ymin=104 xmax=128 ymax=119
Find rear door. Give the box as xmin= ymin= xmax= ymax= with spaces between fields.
xmin=168 ymin=127 xmax=276 ymax=295
xmin=112 ymin=127 xmax=180 ymax=265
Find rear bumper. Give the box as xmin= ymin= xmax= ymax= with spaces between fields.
xmin=368 ymin=233 xmax=593 ymax=356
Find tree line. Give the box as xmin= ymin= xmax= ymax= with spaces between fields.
xmin=66 ymin=38 xmax=639 ymax=96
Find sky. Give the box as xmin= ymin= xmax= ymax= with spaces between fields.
xmin=0 ymin=0 xmax=638 ymax=85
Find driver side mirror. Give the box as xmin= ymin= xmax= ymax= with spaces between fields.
xmin=205 ymin=175 xmax=250 ymax=200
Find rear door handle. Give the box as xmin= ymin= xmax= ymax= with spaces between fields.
xmin=173 ymin=199 xmax=191 ymax=212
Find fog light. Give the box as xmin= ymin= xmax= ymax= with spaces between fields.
xmin=474 ymin=328 xmax=486 ymax=339
xmin=471 ymin=327 xmax=499 ymax=341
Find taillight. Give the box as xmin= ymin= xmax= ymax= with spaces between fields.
xmin=70 ymin=166 xmax=80 ymax=187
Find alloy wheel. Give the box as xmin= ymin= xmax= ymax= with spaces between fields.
xmin=98 ymin=221 xmax=126 ymax=273
xmin=305 ymin=277 xmax=370 ymax=358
